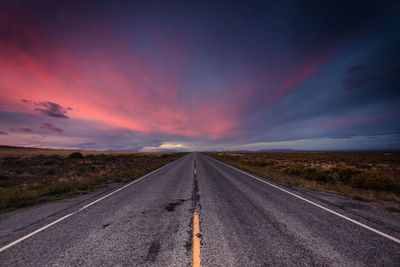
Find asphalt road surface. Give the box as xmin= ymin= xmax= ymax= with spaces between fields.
xmin=0 ymin=153 xmax=399 ymax=266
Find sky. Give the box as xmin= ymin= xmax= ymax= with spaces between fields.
xmin=0 ymin=0 xmax=400 ymax=151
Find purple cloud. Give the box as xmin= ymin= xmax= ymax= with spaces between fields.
xmin=343 ymin=65 xmax=375 ymax=89
xmin=0 ymin=131 xmax=8 ymax=135
xmin=34 ymin=101 xmax=72 ymax=119
xmin=39 ymin=122 xmax=64 ymax=133
xmin=346 ymin=65 xmax=366 ymax=74
xmin=21 ymin=100 xmax=72 ymax=119
xmin=9 ymin=127 xmax=34 ymax=133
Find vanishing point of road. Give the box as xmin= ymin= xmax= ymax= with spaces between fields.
xmin=0 ymin=153 xmax=399 ymax=266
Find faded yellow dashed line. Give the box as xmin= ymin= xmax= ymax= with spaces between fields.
xmin=193 ymin=166 xmax=201 ymax=267
xmin=193 ymin=210 xmax=201 ymax=267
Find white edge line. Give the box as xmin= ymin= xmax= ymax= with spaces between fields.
xmin=209 ymin=156 xmax=400 ymax=245
xmin=0 ymin=157 xmax=183 ymax=253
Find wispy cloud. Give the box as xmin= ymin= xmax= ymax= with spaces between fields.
xmin=9 ymin=127 xmax=34 ymax=133
xmin=342 ymin=65 xmax=375 ymax=89
xmin=39 ymin=122 xmax=64 ymax=133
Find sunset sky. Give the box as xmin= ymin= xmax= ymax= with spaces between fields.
xmin=1 ymin=0 xmax=399 ymax=151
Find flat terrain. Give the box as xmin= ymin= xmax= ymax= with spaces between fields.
xmin=206 ymin=151 xmax=400 ymax=211
xmin=0 ymin=153 xmax=399 ymax=266
xmin=0 ymin=145 xmax=167 ymax=157
xmin=0 ymin=146 xmax=186 ymax=213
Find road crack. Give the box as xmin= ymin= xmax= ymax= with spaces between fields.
xmin=185 ymin=158 xmax=202 ymax=260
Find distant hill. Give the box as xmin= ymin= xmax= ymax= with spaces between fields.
xmin=256 ymin=149 xmax=297 ymax=152
xmin=0 ymin=145 xmax=38 ymax=150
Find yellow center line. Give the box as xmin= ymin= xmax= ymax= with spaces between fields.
xmin=193 ymin=210 xmax=201 ymax=267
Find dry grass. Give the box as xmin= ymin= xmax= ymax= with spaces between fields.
xmin=204 ymin=151 xmax=400 ymax=210
xmin=0 ymin=146 xmax=187 ymax=213
xmin=0 ymin=145 xmax=165 ymax=158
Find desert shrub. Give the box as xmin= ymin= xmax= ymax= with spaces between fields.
xmin=3 ymin=156 xmax=18 ymax=162
xmin=41 ymin=179 xmax=95 ymax=196
xmin=2 ymin=156 xmax=23 ymax=166
xmin=284 ymin=163 xmax=306 ymax=175
xmin=15 ymin=169 xmax=24 ymax=174
xmin=75 ymin=179 xmax=93 ymax=191
xmin=68 ymin=152 xmax=84 ymax=159
xmin=0 ymin=188 xmax=37 ymax=209
xmin=274 ymin=164 xmax=286 ymax=169
xmin=303 ymin=168 xmax=328 ymax=181
xmin=257 ymin=159 xmax=275 ymax=167
xmin=95 ymin=154 xmax=115 ymax=161
xmin=44 ymin=159 xmax=57 ymax=165
xmin=42 ymin=181 xmax=75 ymax=195
xmin=0 ymin=175 xmax=10 ymax=187
xmin=356 ymin=163 xmax=371 ymax=170
xmin=327 ymin=172 xmax=340 ymax=182
xmin=264 ymin=159 xmax=275 ymax=166
xmin=44 ymin=155 xmax=62 ymax=165
xmin=350 ymin=170 xmax=398 ymax=191
xmin=115 ymin=168 xmax=132 ymax=180
xmin=302 ymin=167 xmax=316 ymax=178
xmin=331 ymin=167 xmax=361 ymax=183
xmin=240 ymin=159 xmax=253 ymax=164
xmin=46 ymin=169 xmax=56 ymax=175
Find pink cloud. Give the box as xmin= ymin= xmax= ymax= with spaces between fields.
xmin=273 ymin=49 xmax=335 ymax=101
xmin=0 ymin=13 xmax=240 ymax=139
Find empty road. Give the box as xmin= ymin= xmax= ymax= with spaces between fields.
xmin=0 ymin=153 xmax=399 ymax=266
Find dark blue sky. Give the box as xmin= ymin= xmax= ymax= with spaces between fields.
xmin=0 ymin=0 xmax=399 ymax=151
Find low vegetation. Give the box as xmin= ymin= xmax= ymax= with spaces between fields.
xmin=205 ymin=151 xmax=400 ymax=208
xmin=0 ymin=147 xmax=186 ymax=213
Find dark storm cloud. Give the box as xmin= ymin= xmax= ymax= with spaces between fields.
xmin=371 ymin=42 xmax=400 ymax=100
xmin=237 ymin=43 xmax=400 ymax=145
xmin=201 ymin=0 xmax=399 ymax=125
xmin=39 ymin=122 xmax=64 ymax=133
